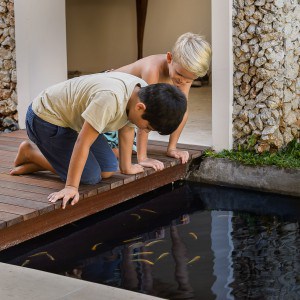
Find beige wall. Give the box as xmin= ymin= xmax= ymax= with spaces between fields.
xmin=66 ymin=0 xmax=211 ymax=73
xmin=144 ymin=0 xmax=211 ymax=56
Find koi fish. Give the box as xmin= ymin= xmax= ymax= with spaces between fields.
xmin=131 ymin=259 xmax=154 ymax=265
xmin=123 ymin=236 xmax=142 ymax=243
xmin=140 ymin=209 xmax=157 ymax=214
xmin=131 ymin=251 xmax=153 ymax=256
xmin=131 ymin=213 xmax=141 ymax=220
xmin=91 ymin=242 xmax=103 ymax=251
xmin=189 ymin=232 xmax=198 ymax=240
xmin=128 ymin=242 xmax=144 ymax=248
xmin=21 ymin=260 xmax=30 ymax=267
xmin=187 ymin=256 xmax=201 ymax=265
xmin=156 ymin=252 xmax=169 ymax=261
xmin=46 ymin=253 xmax=55 ymax=261
xmin=145 ymin=240 xmax=164 ymax=247
xmin=29 ymin=251 xmax=48 ymax=257
xmin=181 ymin=216 xmax=189 ymax=222
xmin=29 ymin=251 xmax=55 ymax=260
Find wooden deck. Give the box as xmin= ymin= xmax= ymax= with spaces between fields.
xmin=0 ymin=130 xmax=205 ymax=250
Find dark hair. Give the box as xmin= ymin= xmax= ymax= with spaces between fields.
xmin=138 ymin=83 xmax=187 ymax=135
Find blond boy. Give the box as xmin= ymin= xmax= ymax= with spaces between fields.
xmin=105 ymin=32 xmax=212 ymax=170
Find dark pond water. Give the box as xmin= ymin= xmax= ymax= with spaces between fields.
xmin=1 ymin=182 xmax=300 ymax=300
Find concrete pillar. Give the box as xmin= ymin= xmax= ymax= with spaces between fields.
xmin=14 ymin=0 xmax=67 ymax=129
xmin=211 ymin=0 xmax=233 ymax=150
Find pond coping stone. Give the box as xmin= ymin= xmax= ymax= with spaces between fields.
xmin=186 ymin=157 xmax=300 ymax=197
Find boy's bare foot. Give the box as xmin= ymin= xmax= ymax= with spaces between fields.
xmin=10 ymin=163 xmax=44 ymax=176
xmin=12 ymin=140 xmax=56 ymax=175
xmin=14 ymin=140 xmax=36 ymax=167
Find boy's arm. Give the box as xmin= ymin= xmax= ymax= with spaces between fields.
xmin=118 ymin=125 xmax=144 ymax=174
xmin=167 ymin=111 xmax=189 ymax=163
xmin=136 ymin=69 xmax=165 ymax=171
xmin=48 ymin=121 xmax=100 ymax=209
xmin=166 ymin=83 xmax=191 ymax=163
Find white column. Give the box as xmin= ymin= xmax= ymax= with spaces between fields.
xmin=211 ymin=0 xmax=233 ymax=150
xmin=14 ymin=0 xmax=67 ymax=129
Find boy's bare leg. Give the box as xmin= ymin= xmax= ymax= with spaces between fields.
xmin=10 ymin=140 xmax=56 ymax=175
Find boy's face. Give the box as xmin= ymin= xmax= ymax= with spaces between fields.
xmin=167 ymin=52 xmax=198 ymax=88
xmin=129 ymin=103 xmax=154 ymax=133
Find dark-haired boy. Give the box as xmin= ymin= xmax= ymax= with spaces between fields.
xmin=10 ymin=72 xmax=186 ymax=208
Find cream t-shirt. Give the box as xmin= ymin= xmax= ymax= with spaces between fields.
xmin=32 ymin=72 xmax=147 ymax=133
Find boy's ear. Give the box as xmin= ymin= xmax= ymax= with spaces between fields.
xmin=167 ymin=52 xmax=172 ymax=63
xmin=136 ymin=102 xmax=146 ymax=112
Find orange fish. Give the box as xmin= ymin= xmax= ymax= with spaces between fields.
xmin=187 ymin=256 xmax=201 ymax=265
xmin=132 ymin=259 xmax=154 ymax=265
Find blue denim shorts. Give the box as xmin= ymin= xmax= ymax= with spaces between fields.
xmin=26 ymin=104 xmax=118 ymax=184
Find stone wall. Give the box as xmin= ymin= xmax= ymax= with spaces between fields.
xmin=0 ymin=0 xmax=17 ymax=132
xmin=232 ymin=0 xmax=300 ymax=152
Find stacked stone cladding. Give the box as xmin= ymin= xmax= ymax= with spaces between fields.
xmin=0 ymin=0 xmax=17 ymax=132
xmin=233 ymin=0 xmax=300 ymax=152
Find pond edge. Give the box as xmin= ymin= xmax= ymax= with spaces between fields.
xmin=186 ymin=157 xmax=300 ymax=198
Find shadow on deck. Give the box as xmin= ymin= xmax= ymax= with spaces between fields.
xmin=0 ymin=130 xmax=206 ymax=250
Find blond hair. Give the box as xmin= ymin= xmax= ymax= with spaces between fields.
xmin=172 ymin=32 xmax=212 ymax=78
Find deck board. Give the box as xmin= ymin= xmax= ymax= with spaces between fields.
xmin=0 ymin=130 xmax=207 ymax=250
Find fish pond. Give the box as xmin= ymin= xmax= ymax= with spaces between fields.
xmin=0 ymin=182 xmax=299 ymax=300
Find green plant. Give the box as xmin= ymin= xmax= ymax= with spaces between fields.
xmin=204 ymin=139 xmax=300 ymax=169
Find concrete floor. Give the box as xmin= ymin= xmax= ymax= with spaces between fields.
xmin=0 ymin=86 xmax=212 ymax=300
xmin=149 ymin=86 xmax=212 ymax=146
xmin=0 ymin=262 xmax=163 ymax=300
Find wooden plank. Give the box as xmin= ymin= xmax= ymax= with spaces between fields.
xmin=0 ymin=173 xmax=65 ymax=190
xmin=0 ymin=203 xmax=37 ymax=221
xmin=21 ymin=172 xmax=64 ymax=183
xmin=0 ymin=186 xmax=52 ymax=203
xmin=0 ymin=144 xmax=19 ymax=151
xmin=0 ymin=212 xmax=23 ymax=227
xmin=0 ymin=163 xmax=187 ymax=250
xmin=0 ymin=136 xmax=28 ymax=143
xmin=0 ymin=161 xmax=14 ymax=168
xmin=0 ymin=195 xmax=54 ymax=215
xmin=0 ymin=130 xmax=28 ymax=138
xmin=0 ymin=156 xmax=15 ymax=163
xmin=0 ymin=167 xmax=10 ymax=173
xmin=0 ymin=149 xmax=17 ymax=156
xmin=101 ymin=176 xmax=125 ymax=189
xmin=110 ymin=172 xmax=136 ymax=185
xmin=0 ymin=180 xmax=60 ymax=195
xmin=0 ymin=220 xmax=6 ymax=230
xmin=0 ymin=138 xmax=23 ymax=147
xmin=81 ymin=182 xmax=111 ymax=198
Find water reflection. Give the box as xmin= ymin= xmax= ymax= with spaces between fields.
xmin=0 ymin=183 xmax=299 ymax=300
xmin=230 ymin=214 xmax=300 ymax=299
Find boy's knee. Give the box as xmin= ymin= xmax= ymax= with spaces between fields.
xmin=101 ymin=171 xmax=115 ymax=179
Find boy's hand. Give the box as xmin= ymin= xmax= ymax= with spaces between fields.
xmin=167 ymin=149 xmax=189 ymax=164
xmin=121 ymin=164 xmax=144 ymax=175
xmin=48 ymin=186 xmax=79 ymax=209
xmin=138 ymin=158 xmax=164 ymax=171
